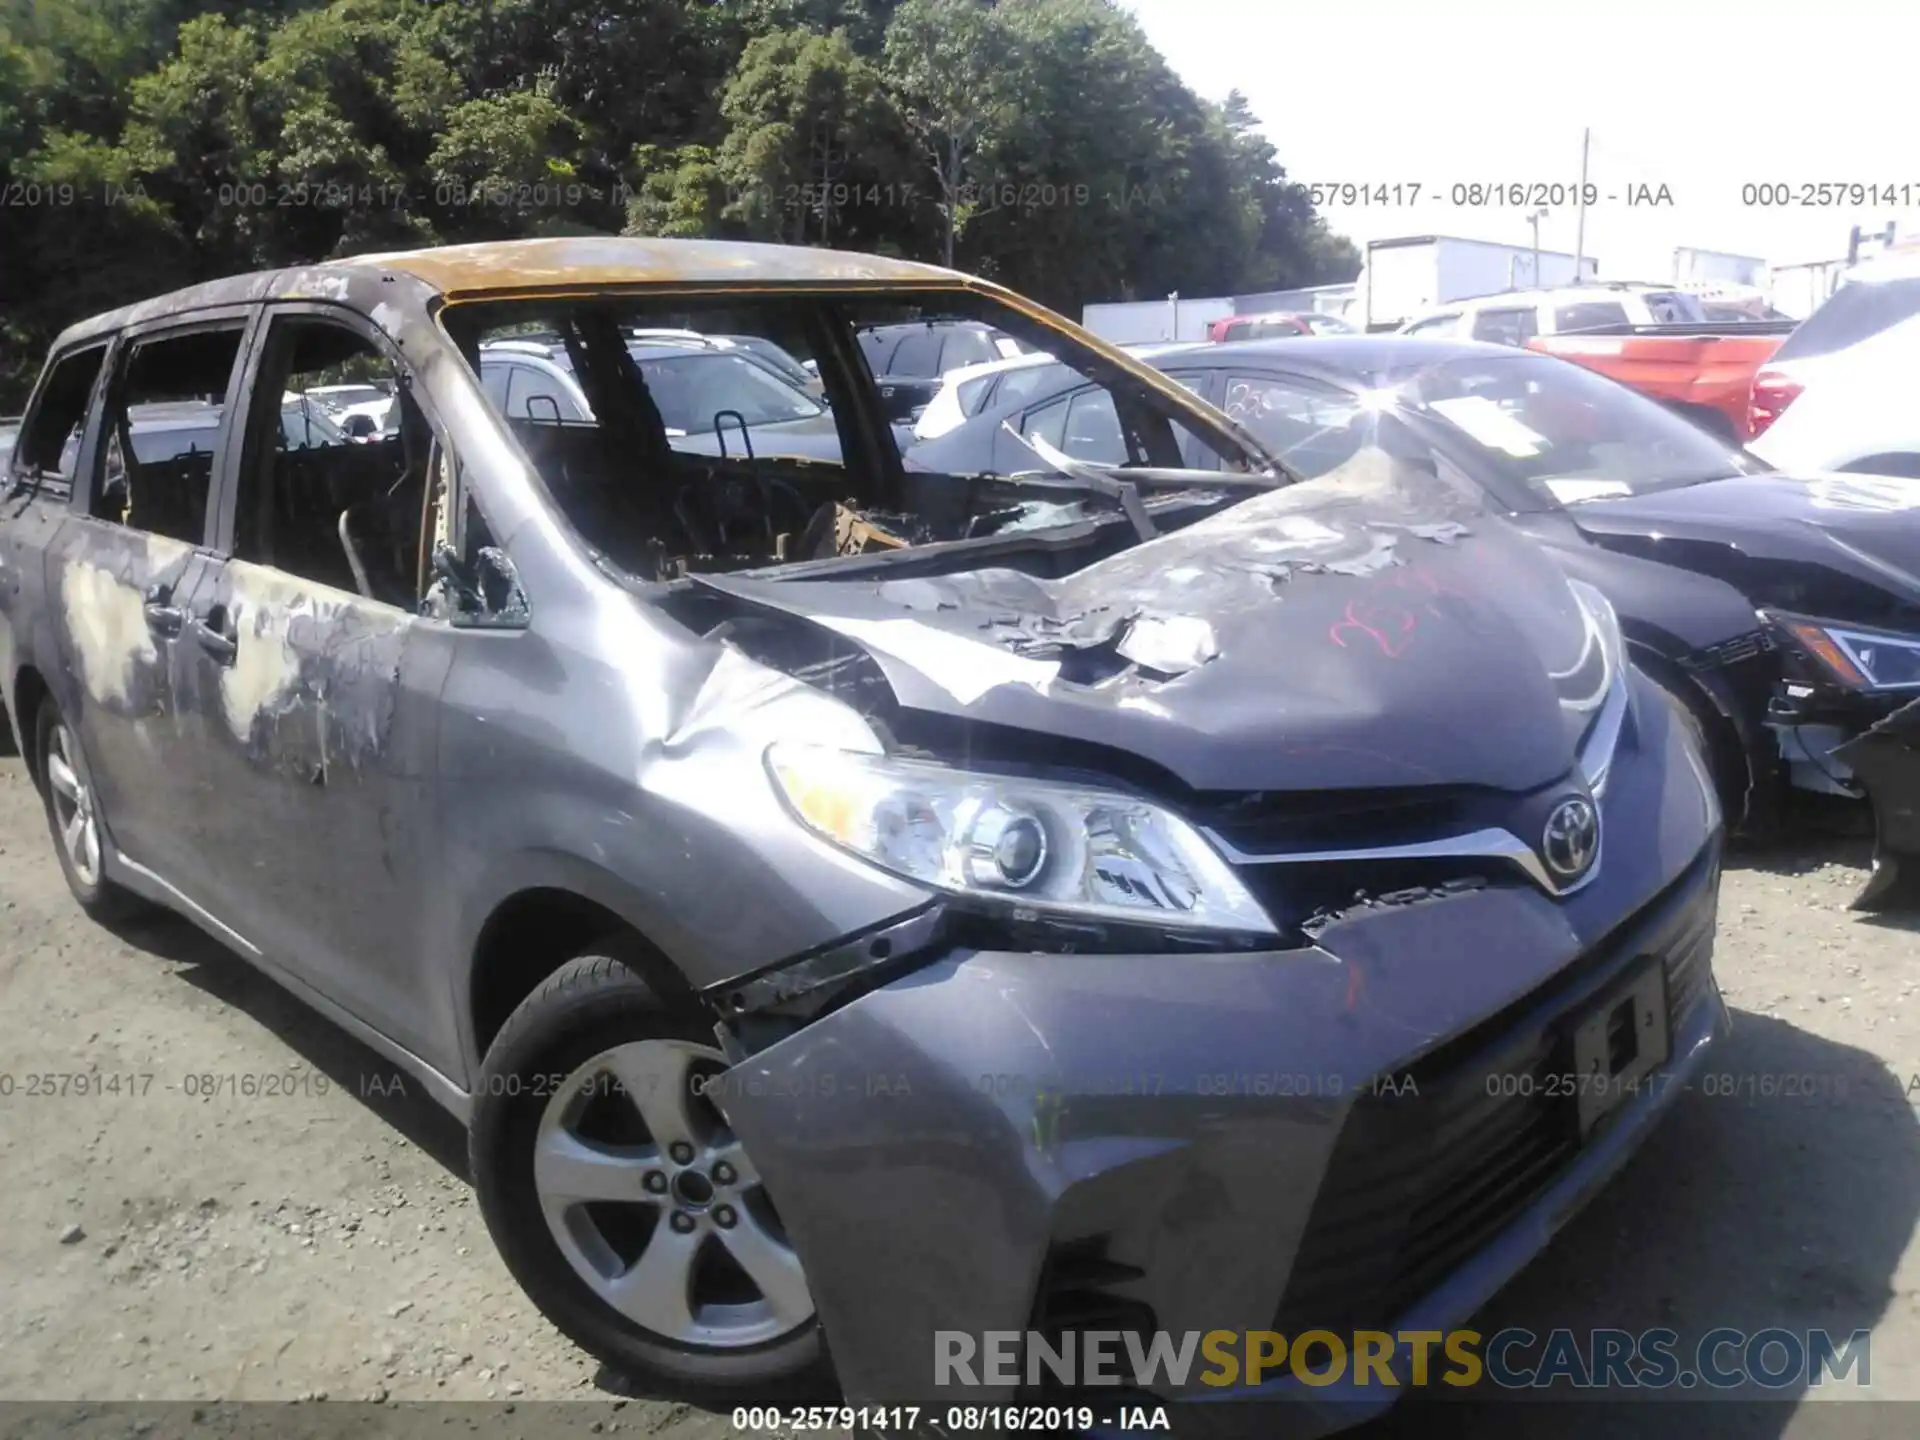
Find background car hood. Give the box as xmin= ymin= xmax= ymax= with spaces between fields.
xmin=1568 ymin=472 xmax=1920 ymax=622
xmin=694 ymin=456 xmax=1607 ymax=795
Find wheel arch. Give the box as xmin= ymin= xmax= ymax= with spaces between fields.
xmin=10 ymin=662 xmax=52 ymax=789
xmin=459 ymin=851 xmax=704 ymax=1070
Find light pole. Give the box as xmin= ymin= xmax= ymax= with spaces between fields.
xmin=1527 ymin=206 xmax=1548 ymax=286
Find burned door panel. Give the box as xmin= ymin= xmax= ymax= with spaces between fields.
xmin=43 ymin=521 xmax=216 ymax=888
xmin=176 ymin=560 xmax=452 ymax=1062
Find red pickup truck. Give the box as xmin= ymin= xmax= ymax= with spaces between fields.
xmin=1526 ymin=319 xmax=1798 ymax=442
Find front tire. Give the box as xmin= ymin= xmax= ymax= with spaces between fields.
xmin=470 ymin=945 xmax=829 ymax=1397
xmin=33 ymin=700 xmax=151 ymax=923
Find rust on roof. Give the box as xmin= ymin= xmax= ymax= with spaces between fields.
xmin=327 ymin=236 xmax=964 ymax=298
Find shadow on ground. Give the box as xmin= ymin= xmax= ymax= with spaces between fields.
xmin=105 ymin=908 xmax=470 ymax=1179
xmin=1340 ymin=1008 xmax=1920 ymax=1439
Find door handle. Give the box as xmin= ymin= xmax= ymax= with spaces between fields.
xmin=194 ymin=615 xmax=238 ymax=665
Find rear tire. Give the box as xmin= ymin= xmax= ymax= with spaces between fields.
xmin=470 ymin=943 xmax=831 ymax=1398
xmin=33 ymin=700 xmax=152 ymax=923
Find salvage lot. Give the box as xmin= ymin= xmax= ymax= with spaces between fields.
xmin=1 ymin=748 xmax=1919 ymax=1435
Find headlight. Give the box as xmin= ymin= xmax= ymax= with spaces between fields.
xmin=1777 ymin=617 xmax=1920 ymax=693
xmin=766 ymin=743 xmax=1278 ymax=936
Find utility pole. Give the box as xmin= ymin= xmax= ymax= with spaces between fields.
xmin=1527 ymin=207 xmax=1547 ymax=286
xmin=1574 ymin=127 xmax=1590 ymax=274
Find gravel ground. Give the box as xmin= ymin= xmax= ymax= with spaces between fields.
xmin=2 ymin=747 xmax=1918 ymax=1438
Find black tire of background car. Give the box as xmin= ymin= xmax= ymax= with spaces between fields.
xmin=32 ymin=700 xmax=153 ymax=923
xmin=470 ymin=945 xmax=833 ymax=1399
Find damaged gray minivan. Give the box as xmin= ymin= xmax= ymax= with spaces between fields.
xmin=0 ymin=237 xmax=1725 ymax=1427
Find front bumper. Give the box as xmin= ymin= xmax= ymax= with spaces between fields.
xmin=718 ymin=677 xmax=1725 ymax=1425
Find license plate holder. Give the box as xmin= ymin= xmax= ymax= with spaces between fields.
xmin=1569 ymin=958 xmax=1670 ymax=1138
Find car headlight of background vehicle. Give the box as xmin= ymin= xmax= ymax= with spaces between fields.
xmin=1776 ymin=616 xmax=1920 ymax=692
xmin=766 ymin=743 xmax=1278 ymax=936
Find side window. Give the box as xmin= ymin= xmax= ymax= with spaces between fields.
xmin=1223 ymin=372 xmax=1366 ymax=479
xmin=1059 ymin=389 xmax=1126 ymax=464
xmin=940 ymin=329 xmax=997 ymax=372
xmin=1222 ymin=322 xmax=1250 ymax=342
xmin=1552 ymin=301 xmax=1629 ymax=333
xmin=1470 ymin=308 xmax=1540 ymax=346
xmin=510 ymin=362 xmax=582 ymax=422
xmin=954 ymin=374 xmax=995 ymax=418
xmin=95 ymin=324 xmax=246 ymax=544
xmin=481 ymin=360 xmax=511 ymax=411
xmin=1404 ymin=313 xmax=1459 ymax=337
xmin=1021 ymin=394 xmax=1071 ymax=453
xmin=15 ymin=344 xmax=107 ymax=488
xmin=236 ymin=314 xmax=429 ymax=609
xmin=890 ymin=331 xmax=944 ymax=377
xmin=994 ymin=363 xmax=1067 ymax=409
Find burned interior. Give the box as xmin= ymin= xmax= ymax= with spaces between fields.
xmin=438 ymin=287 xmax=1259 ymax=586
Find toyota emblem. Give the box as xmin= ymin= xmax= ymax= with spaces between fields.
xmin=1542 ymin=797 xmax=1600 ymax=882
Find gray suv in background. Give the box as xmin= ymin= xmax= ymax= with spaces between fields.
xmin=0 ymin=237 xmax=1724 ymax=1428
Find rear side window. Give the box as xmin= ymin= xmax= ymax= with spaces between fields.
xmin=1552 ymin=301 xmax=1629 ymax=332
xmin=1639 ymin=291 xmax=1703 ymax=323
xmin=1471 ymin=308 xmax=1539 ymax=346
xmin=16 ymin=345 xmax=107 ymax=486
xmin=939 ymin=329 xmax=997 ymax=371
xmin=1773 ymin=276 xmax=1920 ymax=360
xmin=1222 ymin=322 xmax=1250 ymax=341
xmin=96 ymin=325 xmax=246 ymax=544
xmin=954 ymin=374 xmax=995 ymax=417
xmin=1403 ymin=313 xmax=1460 ymax=337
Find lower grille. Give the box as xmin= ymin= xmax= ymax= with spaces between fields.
xmin=1273 ymin=854 xmax=1718 ymax=1337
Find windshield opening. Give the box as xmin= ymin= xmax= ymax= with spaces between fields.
xmin=443 ymin=289 xmax=1265 ymax=584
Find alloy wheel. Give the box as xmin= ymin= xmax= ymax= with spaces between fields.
xmin=532 ymin=1039 xmax=813 ymax=1348
xmin=44 ymin=722 xmax=102 ymax=888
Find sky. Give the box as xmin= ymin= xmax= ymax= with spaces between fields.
xmin=1122 ymin=0 xmax=1913 ymax=288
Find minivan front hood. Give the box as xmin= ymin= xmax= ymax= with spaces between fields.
xmin=693 ymin=457 xmax=1606 ymax=795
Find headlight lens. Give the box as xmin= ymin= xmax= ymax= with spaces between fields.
xmin=1564 ymin=579 xmax=1626 ymax=708
xmin=766 ymin=743 xmax=1278 ymax=936
xmin=1780 ymin=618 xmax=1920 ymax=692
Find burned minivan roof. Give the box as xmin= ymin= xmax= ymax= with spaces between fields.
xmin=334 ymin=236 xmax=966 ymax=299
xmin=50 ymin=238 xmax=972 ymax=350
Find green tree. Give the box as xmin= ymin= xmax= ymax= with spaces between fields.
xmin=881 ymin=0 xmax=1013 ymax=268
xmin=715 ymin=28 xmax=905 ymax=248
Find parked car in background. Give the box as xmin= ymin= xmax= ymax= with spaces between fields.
xmin=1206 ymin=309 xmax=1358 ymax=341
xmin=1399 ymin=283 xmax=1712 ymax=342
xmin=1395 ymin=282 xmax=1796 ymax=441
xmin=478 ymin=335 xmax=904 ymax=464
xmin=1527 ymin=323 xmax=1794 ymax=442
xmin=1745 ymin=250 xmax=1920 ymax=475
xmin=854 ymin=317 xmax=1032 ymax=423
xmin=3 ymin=236 xmax=1726 ymax=1427
xmin=909 ymin=332 xmax=1920 ymax=906
xmin=910 ymin=350 xmax=1063 ymax=441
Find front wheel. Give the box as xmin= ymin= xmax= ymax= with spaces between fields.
xmin=470 ymin=946 xmax=829 ymax=1397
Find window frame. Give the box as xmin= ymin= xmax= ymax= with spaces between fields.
xmin=85 ymin=305 xmax=258 ymax=546
xmin=214 ymin=300 xmax=459 ymax=615
xmin=9 ymin=339 xmax=111 ymax=499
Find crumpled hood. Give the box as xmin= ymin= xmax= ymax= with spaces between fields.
xmin=1570 ymin=471 xmax=1920 ymax=621
xmin=695 ymin=456 xmax=1607 ymax=794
